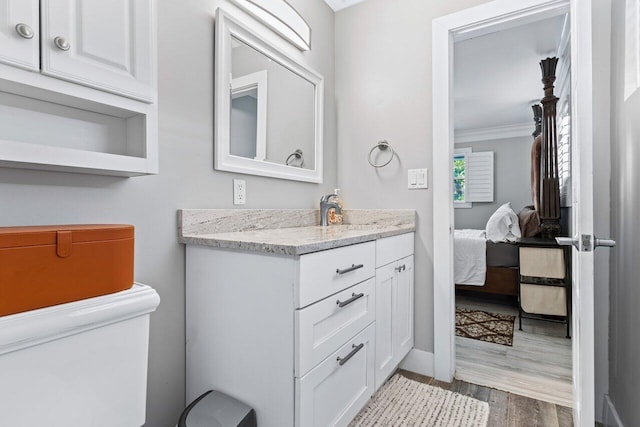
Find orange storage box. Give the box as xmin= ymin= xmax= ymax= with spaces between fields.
xmin=0 ymin=224 xmax=134 ymax=316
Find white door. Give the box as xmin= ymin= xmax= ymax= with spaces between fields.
xmin=432 ymin=1 xmax=602 ymax=425
xmin=558 ymin=1 xmax=608 ymax=425
xmin=0 ymin=0 xmax=39 ymax=71
xmin=40 ymin=0 xmax=155 ymax=102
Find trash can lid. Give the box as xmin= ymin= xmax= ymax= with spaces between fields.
xmin=178 ymin=390 xmax=256 ymax=427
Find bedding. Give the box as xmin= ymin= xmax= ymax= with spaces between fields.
xmin=486 ymin=241 xmax=519 ymax=267
xmin=517 ymin=205 xmax=540 ymax=237
xmin=454 ymin=229 xmax=487 ymax=286
xmin=485 ymin=202 xmax=522 ymax=242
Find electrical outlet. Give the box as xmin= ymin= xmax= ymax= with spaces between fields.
xmin=233 ymin=179 xmax=246 ymax=205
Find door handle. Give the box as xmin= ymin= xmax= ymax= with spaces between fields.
xmin=556 ymin=235 xmax=616 ymax=251
xmin=594 ymin=237 xmax=616 ymax=248
xmin=555 ymin=236 xmax=579 ymax=249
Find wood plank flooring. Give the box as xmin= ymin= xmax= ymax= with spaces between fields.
xmin=398 ymin=369 xmax=573 ymax=427
xmin=455 ymin=295 xmax=573 ymax=407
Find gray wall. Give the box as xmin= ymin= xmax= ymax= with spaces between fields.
xmin=608 ymin=0 xmax=639 ymax=425
xmin=454 ymin=137 xmax=532 ymax=230
xmin=335 ymin=0 xmax=492 ymax=354
xmin=230 ymin=96 xmax=258 ymax=158
xmin=0 ymin=1 xmax=336 ymax=425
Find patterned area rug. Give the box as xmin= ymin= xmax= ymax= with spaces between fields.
xmin=456 ymin=307 xmax=515 ymax=346
xmin=349 ymin=374 xmax=489 ymax=427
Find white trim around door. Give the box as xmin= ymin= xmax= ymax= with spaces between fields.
xmin=432 ymin=1 xmax=597 ymax=426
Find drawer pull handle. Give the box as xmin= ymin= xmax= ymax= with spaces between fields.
xmin=336 ymin=264 xmax=364 ymax=275
xmin=337 ymin=343 xmax=364 ymax=366
xmin=336 ymin=292 xmax=364 ymax=308
xmin=395 ymin=264 xmax=406 ymax=272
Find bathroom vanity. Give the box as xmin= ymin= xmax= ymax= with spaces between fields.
xmin=179 ymin=209 xmax=415 ymax=427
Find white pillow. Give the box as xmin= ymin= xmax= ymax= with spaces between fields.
xmin=485 ymin=202 xmax=522 ymax=242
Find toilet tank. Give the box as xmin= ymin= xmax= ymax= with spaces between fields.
xmin=0 ymin=283 xmax=160 ymax=427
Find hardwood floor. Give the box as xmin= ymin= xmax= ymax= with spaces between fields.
xmin=398 ymin=369 xmax=573 ymax=427
xmin=455 ymin=295 xmax=573 ymax=407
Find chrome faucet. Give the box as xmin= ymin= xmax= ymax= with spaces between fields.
xmin=320 ymin=193 xmax=342 ymax=226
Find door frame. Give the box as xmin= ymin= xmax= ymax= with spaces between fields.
xmin=432 ymin=0 xmax=595 ymax=425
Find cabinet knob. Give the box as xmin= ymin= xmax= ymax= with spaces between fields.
xmin=54 ymin=36 xmax=71 ymax=51
xmin=15 ymin=23 xmax=34 ymax=39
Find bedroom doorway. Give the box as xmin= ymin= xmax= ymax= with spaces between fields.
xmin=450 ymin=12 xmax=573 ymax=409
xmin=432 ymin=1 xmax=605 ymax=426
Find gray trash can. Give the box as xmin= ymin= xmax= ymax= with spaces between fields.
xmin=178 ymin=390 xmax=257 ymax=427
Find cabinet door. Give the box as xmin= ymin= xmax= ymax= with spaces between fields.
xmin=374 ymin=262 xmax=396 ymax=391
xmin=296 ymin=324 xmax=375 ymax=427
xmin=393 ymin=255 xmax=414 ymax=363
xmin=0 ymin=0 xmax=39 ymax=71
xmin=40 ymin=0 xmax=155 ymax=102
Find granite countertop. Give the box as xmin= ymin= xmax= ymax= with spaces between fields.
xmin=178 ymin=209 xmax=416 ymax=255
xmin=180 ymin=223 xmax=415 ymax=255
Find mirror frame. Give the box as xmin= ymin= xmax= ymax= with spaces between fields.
xmin=214 ymin=8 xmax=324 ymax=183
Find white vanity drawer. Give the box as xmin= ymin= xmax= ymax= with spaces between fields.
xmin=296 ymin=278 xmax=375 ymax=377
xmin=376 ymin=233 xmax=414 ymax=268
xmin=297 ymin=241 xmax=375 ymax=308
xmin=295 ymin=324 xmax=375 ymax=427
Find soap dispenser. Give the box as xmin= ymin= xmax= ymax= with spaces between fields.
xmin=328 ymin=188 xmax=344 ymax=225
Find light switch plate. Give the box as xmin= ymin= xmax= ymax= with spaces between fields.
xmin=233 ymin=179 xmax=246 ymax=204
xmin=408 ymin=168 xmax=428 ymax=189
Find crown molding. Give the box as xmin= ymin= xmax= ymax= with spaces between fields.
xmin=454 ymin=122 xmax=533 ymax=144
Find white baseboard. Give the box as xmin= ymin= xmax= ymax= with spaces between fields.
xmin=399 ymin=348 xmax=434 ymax=377
xmin=603 ymin=395 xmax=624 ymax=427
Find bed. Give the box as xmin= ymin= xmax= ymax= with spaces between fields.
xmin=453 ymin=60 xmax=564 ymax=298
xmin=454 ymin=229 xmax=520 ymax=296
xmin=454 ymin=202 xmax=526 ymax=297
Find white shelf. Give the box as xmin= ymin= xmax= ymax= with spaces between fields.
xmin=0 ymin=63 xmax=158 ymax=177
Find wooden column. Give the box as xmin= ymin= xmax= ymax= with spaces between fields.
xmin=539 ymin=57 xmax=562 ymax=237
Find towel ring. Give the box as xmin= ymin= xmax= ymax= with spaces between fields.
xmin=286 ymin=149 xmax=304 ymax=167
xmin=368 ymin=140 xmax=395 ymax=168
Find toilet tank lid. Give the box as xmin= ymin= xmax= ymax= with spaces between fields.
xmin=0 ymin=283 xmax=160 ymax=356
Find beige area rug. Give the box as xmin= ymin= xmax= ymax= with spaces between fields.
xmin=349 ymin=374 xmax=489 ymax=427
xmin=456 ymin=307 xmax=515 ymax=346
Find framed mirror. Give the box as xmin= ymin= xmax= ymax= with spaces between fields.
xmin=214 ymin=8 xmax=324 ymax=183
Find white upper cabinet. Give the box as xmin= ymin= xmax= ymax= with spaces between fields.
xmin=0 ymin=0 xmax=40 ymax=71
xmin=40 ymin=0 xmax=155 ymax=103
xmin=0 ymin=0 xmax=157 ymax=176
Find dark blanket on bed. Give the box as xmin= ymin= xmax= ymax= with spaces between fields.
xmin=486 ymin=241 xmax=519 ymax=267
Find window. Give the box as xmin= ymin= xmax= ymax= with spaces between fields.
xmin=453 ymin=153 xmax=467 ymax=203
xmin=453 ymin=148 xmax=494 ymax=208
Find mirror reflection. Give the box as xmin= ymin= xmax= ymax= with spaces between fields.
xmin=230 ymin=36 xmax=316 ymax=170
